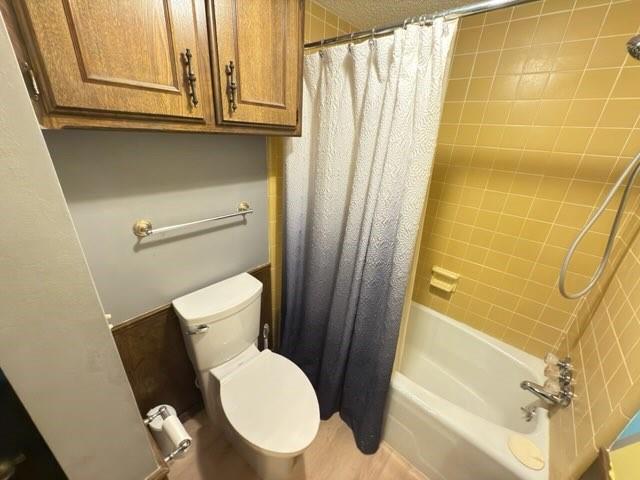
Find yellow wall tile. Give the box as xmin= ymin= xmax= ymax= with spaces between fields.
xmin=467 ymin=78 xmax=493 ymax=101
xmin=565 ymin=99 xmax=606 ymax=127
xmin=564 ymin=5 xmax=607 ymax=41
xmin=554 ymin=39 xmax=594 ymax=71
xmin=612 ymin=68 xmax=640 ymax=98
xmin=446 ymin=78 xmax=469 ymax=101
xmin=525 ymin=44 xmax=558 ymax=72
xmin=555 ymin=127 xmax=593 ymax=153
xmin=309 ymin=1 xmax=325 ymax=19
xmin=589 ymin=35 xmax=632 ymax=69
xmin=478 ymin=23 xmax=508 ymax=51
xmin=461 ymin=12 xmax=485 ymax=29
xmin=587 ymin=128 xmax=631 ymax=156
xmin=456 ymin=27 xmax=482 ymax=54
xmin=485 ymin=7 xmax=513 ymax=25
xmin=473 ymin=51 xmax=501 ymax=76
xmin=542 ymin=0 xmax=575 ymax=14
xmin=490 ymin=75 xmax=520 ymax=99
xmin=575 ymin=69 xmax=619 ymax=99
xmin=305 ymin=1 xmax=357 ymax=43
xmin=534 ymin=100 xmax=570 ymax=125
xmin=599 ymin=99 xmax=640 ymax=128
xmin=601 ymin=1 xmax=640 ymax=36
xmin=450 ymin=54 xmax=475 ymax=78
xmin=517 ymin=74 xmax=548 ymax=102
xmin=504 ymin=18 xmax=538 ymax=48
xmin=533 ymin=11 xmax=570 ymax=44
xmin=484 ymin=101 xmax=512 ymax=123
xmin=544 ymin=71 xmax=581 ymax=99
xmin=622 ymin=129 xmax=640 ymax=156
xmin=413 ymin=3 xmax=640 ymax=476
xmin=324 ymin=9 xmax=338 ymax=28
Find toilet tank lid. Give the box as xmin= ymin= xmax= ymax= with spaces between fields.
xmin=172 ymin=273 xmax=262 ymax=324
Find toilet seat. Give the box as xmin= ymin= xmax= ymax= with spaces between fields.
xmin=219 ymin=350 xmax=320 ymax=456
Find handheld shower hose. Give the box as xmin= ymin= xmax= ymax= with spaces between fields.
xmin=559 ymin=36 xmax=640 ymax=300
xmin=559 ymin=151 xmax=640 ymax=299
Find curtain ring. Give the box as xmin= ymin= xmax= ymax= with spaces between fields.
xmin=369 ymin=28 xmax=376 ymax=47
xmin=403 ymin=18 xmax=409 ymax=29
xmin=319 ymin=38 xmax=325 ymax=58
xmin=348 ymin=32 xmax=355 ymax=53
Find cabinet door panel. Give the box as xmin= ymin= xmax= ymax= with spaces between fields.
xmin=21 ymin=0 xmax=206 ymax=120
xmin=212 ymin=0 xmax=301 ymax=127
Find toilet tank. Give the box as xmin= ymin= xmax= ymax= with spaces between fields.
xmin=172 ymin=273 xmax=263 ymax=372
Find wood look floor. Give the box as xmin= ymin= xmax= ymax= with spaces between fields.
xmin=168 ymin=411 xmax=427 ymax=480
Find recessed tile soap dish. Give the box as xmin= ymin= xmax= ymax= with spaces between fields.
xmin=430 ymin=266 xmax=460 ymax=293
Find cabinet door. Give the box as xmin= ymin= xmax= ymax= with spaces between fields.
xmin=211 ymin=0 xmax=302 ymax=128
xmin=19 ymin=0 xmax=208 ymax=121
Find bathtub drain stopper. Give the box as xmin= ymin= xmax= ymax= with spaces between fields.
xmin=507 ymin=435 xmax=545 ymax=471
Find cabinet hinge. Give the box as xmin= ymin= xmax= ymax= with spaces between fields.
xmin=296 ymin=109 xmax=299 ymax=123
xmin=21 ymin=62 xmax=40 ymax=101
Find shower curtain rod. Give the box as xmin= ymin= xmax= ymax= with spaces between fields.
xmin=304 ymin=0 xmax=536 ymax=49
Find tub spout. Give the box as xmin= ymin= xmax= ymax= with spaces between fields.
xmin=520 ymin=381 xmax=558 ymax=405
xmin=520 ymin=380 xmax=572 ymax=407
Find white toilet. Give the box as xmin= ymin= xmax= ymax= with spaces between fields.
xmin=172 ymin=273 xmax=320 ymax=480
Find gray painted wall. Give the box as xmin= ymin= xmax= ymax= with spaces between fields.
xmin=0 ymin=17 xmax=159 ymax=480
xmin=45 ymin=130 xmax=268 ymax=325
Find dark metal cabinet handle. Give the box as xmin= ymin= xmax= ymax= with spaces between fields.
xmin=22 ymin=62 xmax=40 ymax=101
xmin=225 ymin=61 xmax=238 ymax=112
xmin=183 ymin=49 xmax=198 ymax=107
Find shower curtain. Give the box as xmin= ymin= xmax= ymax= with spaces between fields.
xmin=281 ymin=19 xmax=457 ymax=453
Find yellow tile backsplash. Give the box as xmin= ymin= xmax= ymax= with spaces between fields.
xmin=413 ymin=0 xmax=640 ymax=360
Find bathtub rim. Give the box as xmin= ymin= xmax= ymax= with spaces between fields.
xmin=387 ymin=370 xmax=549 ymax=480
xmin=404 ymin=301 xmax=546 ymax=384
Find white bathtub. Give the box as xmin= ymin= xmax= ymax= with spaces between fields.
xmin=383 ymin=302 xmax=549 ymax=480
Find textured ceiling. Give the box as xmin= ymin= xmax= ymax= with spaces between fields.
xmin=318 ymin=0 xmax=481 ymax=29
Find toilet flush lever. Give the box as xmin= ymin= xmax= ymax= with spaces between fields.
xmin=187 ymin=324 xmax=209 ymax=335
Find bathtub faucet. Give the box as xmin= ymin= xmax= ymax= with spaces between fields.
xmin=520 ymin=381 xmax=572 ymax=407
xmin=520 ymin=354 xmax=575 ymax=421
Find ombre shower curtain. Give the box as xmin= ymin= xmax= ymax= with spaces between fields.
xmin=281 ymin=19 xmax=457 ymax=453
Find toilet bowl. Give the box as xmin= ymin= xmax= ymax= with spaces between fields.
xmin=173 ymin=273 xmax=320 ymax=480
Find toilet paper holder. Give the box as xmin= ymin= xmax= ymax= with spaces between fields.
xmin=144 ymin=406 xmax=192 ymax=462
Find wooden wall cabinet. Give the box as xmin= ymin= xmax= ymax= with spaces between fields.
xmin=210 ymin=0 xmax=301 ymax=129
xmin=6 ymin=0 xmax=303 ymax=135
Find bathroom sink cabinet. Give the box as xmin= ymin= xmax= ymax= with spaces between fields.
xmin=5 ymin=0 xmax=304 ymax=136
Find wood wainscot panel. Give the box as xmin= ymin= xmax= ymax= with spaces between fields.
xmin=112 ymin=264 xmax=273 ymax=417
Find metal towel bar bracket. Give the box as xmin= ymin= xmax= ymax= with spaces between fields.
xmin=133 ymin=201 xmax=253 ymax=238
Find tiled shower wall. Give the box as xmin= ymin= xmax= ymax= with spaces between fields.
xmin=551 ymin=222 xmax=640 ymax=479
xmin=304 ymin=1 xmax=357 ymax=44
xmin=413 ymin=0 xmax=640 ymax=357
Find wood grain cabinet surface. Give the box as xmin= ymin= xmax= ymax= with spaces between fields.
xmin=7 ymin=0 xmax=304 ymax=135
xmin=210 ymin=0 xmax=301 ymax=129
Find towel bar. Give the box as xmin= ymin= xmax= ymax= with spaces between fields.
xmin=133 ymin=201 xmax=253 ymax=238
